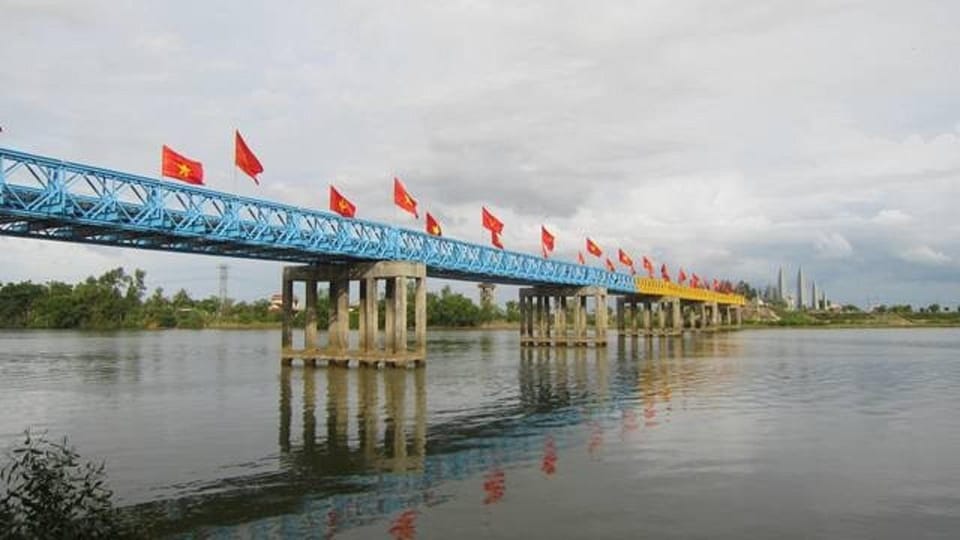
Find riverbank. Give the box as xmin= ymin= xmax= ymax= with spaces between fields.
xmin=744 ymin=306 xmax=960 ymax=328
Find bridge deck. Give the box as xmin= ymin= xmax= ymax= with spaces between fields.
xmin=0 ymin=147 xmax=744 ymax=303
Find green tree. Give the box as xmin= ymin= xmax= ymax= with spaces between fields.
xmin=0 ymin=432 xmax=139 ymax=539
xmin=427 ymin=286 xmax=482 ymax=327
xmin=0 ymin=282 xmax=47 ymax=327
xmin=504 ymin=300 xmax=521 ymax=323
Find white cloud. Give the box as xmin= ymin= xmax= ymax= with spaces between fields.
xmin=899 ymin=245 xmax=951 ymax=266
xmin=871 ymin=209 xmax=912 ymax=226
xmin=814 ymin=233 xmax=853 ymax=259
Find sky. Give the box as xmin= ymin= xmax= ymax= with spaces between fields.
xmin=1 ymin=0 xmax=958 ymax=308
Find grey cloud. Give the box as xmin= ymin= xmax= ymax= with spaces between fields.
xmin=2 ymin=0 xmax=959 ymax=307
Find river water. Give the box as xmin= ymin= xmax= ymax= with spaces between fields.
xmin=1 ymin=328 xmax=959 ymax=538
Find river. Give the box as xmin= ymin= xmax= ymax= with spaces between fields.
xmin=1 ymin=328 xmax=959 ymax=538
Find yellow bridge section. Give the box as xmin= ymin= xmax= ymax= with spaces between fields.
xmin=634 ymin=278 xmax=746 ymax=305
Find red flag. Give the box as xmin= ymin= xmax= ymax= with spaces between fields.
xmin=618 ymin=248 xmax=634 ymax=267
xmin=541 ymin=226 xmax=555 ymax=256
xmin=234 ymin=131 xmax=263 ymax=184
xmin=578 ymin=251 xmax=586 ymax=265
xmin=491 ymin=230 xmax=504 ymax=249
xmin=605 ymin=257 xmax=616 ymax=272
xmin=482 ymin=206 xmax=504 ymax=234
xmin=586 ymin=238 xmax=602 ymax=257
xmin=712 ymin=278 xmax=720 ymax=291
xmin=393 ymin=177 xmax=418 ymax=218
xmin=642 ymin=256 xmax=654 ymax=278
xmin=426 ymin=212 xmax=442 ymax=236
xmin=329 ymin=186 xmax=356 ymax=218
xmin=660 ymin=263 xmax=671 ymax=282
xmin=678 ymin=268 xmax=687 ymax=284
xmin=161 ymin=145 xmax=204 ymax=185
xmin=691 ymin=273 xmax=701 ymax=288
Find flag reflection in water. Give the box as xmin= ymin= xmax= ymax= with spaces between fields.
xmin=483 ymin=468 xmax=506 ymax=505
xmin=388 ymin=509 xmax=417 ymax=540
xmin=541 ymin=436 xmax=558 ymax=476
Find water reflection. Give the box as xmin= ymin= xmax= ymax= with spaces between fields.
xmin=278 ymin=366 xmax=427 ymax=475
xmin=135 ymin=334 xmax=742 ymax=538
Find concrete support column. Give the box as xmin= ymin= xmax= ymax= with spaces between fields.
xmin=544 ymin=296 xmax=553 ymax=342
xmin=700 ymin=304 xmax=708 ymax=329
xmin=597 ymin=291 xmax=608 ymax=344
xmin=395 ymin=277 xmax=408 ymax=354
xmin=304 ymin=279 xmax=318 ymax=352
xmin=657 ymin=302 xmax=666 ymax=334
xmin=560 ymin=296 xmax=569 ymax=346
xmin=671 ymin=298 xmax=682 ymax=334
xmin=711 ymin=302 xmax=720 ymax=327
xmin=526 ymin=294 xmax=535 ymax=342
xmin=415 ymin=277 xmax=427 ymax=354
xmin=281 ymin=276 xmax=294 ymax=362
xmin=616 ymin=297 xmax=625 ymax=336
xmin=358 ymin=279 xmax=371 ymax=352
xmin=518 ymin=293 xmax=526 ymax=340
xmin=579 ymin=295 xmax=588 ymax=343
xmin=735 ymin=306 xmax=742 ymax=326
xmin=642 ymin=302 xmax=652 ymax=336
xmin=329 ymin=278 xmax=349 ymax=353
xmin=554 ymin=295 xmax=564 ymax=344
xmin=384 ymin=278 xmax=396 ymax=353
xmin=533 ymin=294 xmax=546 ymax=343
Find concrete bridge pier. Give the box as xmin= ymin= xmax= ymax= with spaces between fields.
xmin=721 ymin=305 xmax=733 ymax=327
xmin=683 ymin=303 xmax=698 ymax=331
xmin=616 ymin=296 xmax=647 ymax=340
xmin=520 ymin=286 xmax=608 ymax=347
xmin=281 ymin=261 xmax=427 ymax=368
xmin=669 ymin=298 xmax=683 ymax=336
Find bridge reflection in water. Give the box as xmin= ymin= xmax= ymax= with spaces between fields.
xmin=138 ymin=335 xmax=740 ymax=538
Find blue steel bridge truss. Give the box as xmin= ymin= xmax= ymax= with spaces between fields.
xmin=0 ymin=148 xmax=635 ymax=292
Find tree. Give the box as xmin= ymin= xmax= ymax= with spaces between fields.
xmin=0 ymin=281 xmax=46 ymax=327
xmin=928 ymin=303 xmax=941 ymax=313
xmin=141 ymin=287 xmax=176 ymax=328
xmin=427 ymin=286 xmax=482 ymax=327
xmin=504 ymin=300 xmax=521 ymax=322
xmin=0 ymin=432 xmax=138 ymax=539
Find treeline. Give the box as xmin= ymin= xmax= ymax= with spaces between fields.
xmin=873 ymin=303 xmax=958 ymax=314
xmin=0 ymin=268 xmax=277 ymax=330
xmin=0 ymin=268 xmax=512 ymax=330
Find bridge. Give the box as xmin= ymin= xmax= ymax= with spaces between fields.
xmin=0 ymin=147 xmax=745 ymax=366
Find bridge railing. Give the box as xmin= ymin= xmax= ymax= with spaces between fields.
xmin=0 ymin=147 xmax=635 ymax=291
xmin=634 ymin=277 xmax=746 ymax=305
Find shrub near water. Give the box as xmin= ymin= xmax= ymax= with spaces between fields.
xmin=0 ymin=432 xmax=138 ymax=539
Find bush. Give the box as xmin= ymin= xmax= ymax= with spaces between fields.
xmin=0 ymin=432 xmax=138 ymax=539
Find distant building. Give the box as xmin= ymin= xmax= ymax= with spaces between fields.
xmin=796 ymin=267 xmax=805 ymax=310
xmin=269 ymin=293 xmax=301 ymax=312
xmin=778 ymin=267 xmax=786 ymax=301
